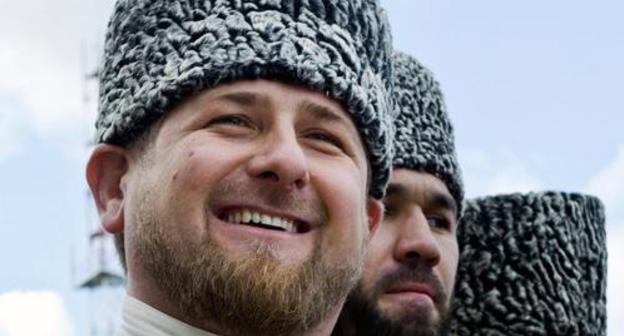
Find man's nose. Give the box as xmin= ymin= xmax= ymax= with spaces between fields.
xmin=393 ymin=208 xmax=442 ymax=267
xmin=246 ymin=128 xmax=310 ymax=191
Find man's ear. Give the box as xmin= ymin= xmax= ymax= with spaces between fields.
xmin=366 ymin=197 xmax=383 ymax=238
xmin=86 ymin=144 xmax=130 ymax=235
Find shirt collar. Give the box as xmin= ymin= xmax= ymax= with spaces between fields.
xmin=117 ymin=295 xmax=219 ymax=336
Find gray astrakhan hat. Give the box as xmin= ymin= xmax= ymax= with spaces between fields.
xmin=451 ymin=192 xmax=607 ymax=336
xmin=391 ymin=51 xmax=464 ymax=210
xmin=96 ymin=0 xmax=394 ymax=199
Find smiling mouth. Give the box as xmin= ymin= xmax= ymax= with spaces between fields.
xmin=218 ymin=208 xmax=311 ymax=234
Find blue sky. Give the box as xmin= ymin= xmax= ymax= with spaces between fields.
xmin=0 ymin=1 xmax=622 ymax=334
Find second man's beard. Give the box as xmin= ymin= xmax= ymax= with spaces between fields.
xmin=335 ymin=279 xmax=453 ymax=336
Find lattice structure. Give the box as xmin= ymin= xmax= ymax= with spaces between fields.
xmin=74 ymin=4 xmax=126 ymax=332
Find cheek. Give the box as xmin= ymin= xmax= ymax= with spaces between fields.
xmin=366 ymin=222 xmax=394 ymax=263
xmin=168 ymin=136 xmax=253 ymax=196
xmin=438 ymin=238 xmax=459 ymax=294
xmin=362 ymin=224 xmax=396 ymax=287
xmin=309 ymin=159 xmax=369 ymax=253
xmin=175 ymin=137 xmax=243 ymax=176
xmin=360 ymin=250 xmax=385 ymax=295
xmin=309 ymin=158 xmax=367 ymax=216
xmin=157 ymin=141 xmax=249 ymax=237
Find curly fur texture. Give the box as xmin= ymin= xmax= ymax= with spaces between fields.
xmin=452 ymin=192 xmax=607 ymax=336
xmin=391 ymin=51 xmax=464 ymax=210
xmin=96 ymin=0 xmax=395 ymax=198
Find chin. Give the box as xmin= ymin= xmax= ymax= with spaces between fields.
xmin=380 ymin=307 xmax=441 ymax=336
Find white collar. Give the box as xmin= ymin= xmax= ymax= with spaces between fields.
xmin=117 ymin=296 xmax=219 ymax=336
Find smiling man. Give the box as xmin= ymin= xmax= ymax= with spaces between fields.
xmin=335 ymin=51 xmax=464 ymax=336
xmin=85 ymin=1 xmax=395 ymax=335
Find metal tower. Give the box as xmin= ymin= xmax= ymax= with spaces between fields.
xmin=74 ymin=2 xmax=126 ymax=333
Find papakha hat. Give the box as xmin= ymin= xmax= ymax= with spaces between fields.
xmin=391 ymin=51 xmax=464 ymax=211
xmin=96 ymin=0 xmax=394 ymax=198
xmin=452 ymin=192 xmax=607 ymax=336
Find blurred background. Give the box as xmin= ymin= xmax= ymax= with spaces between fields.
xmin=0 ymin=0 xmax=622 ymax=334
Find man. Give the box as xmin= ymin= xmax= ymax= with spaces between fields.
xmin=85 ymin=1 xmax=395 ymax=335
xmin=451 ymin=192 xmax=607 ymax=336
xmin=335 ymin=51 xmax=464 ymax=336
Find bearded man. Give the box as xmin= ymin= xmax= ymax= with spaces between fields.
xmin=85 ymin=1 xmax=396 ymax=335
xmin=335 ymin=51 xmax=464 ymax=336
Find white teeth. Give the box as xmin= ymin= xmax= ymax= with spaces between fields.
xmin=242 ymin=210 xmax=252 ymax=223
xmin=223 ymin=209 xmax=298 ymax=233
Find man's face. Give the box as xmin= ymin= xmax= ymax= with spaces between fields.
xmin=123 ymin=80 xmax=377 ymax=335
xmin=344 ymin=169 xmax=459 ymax=336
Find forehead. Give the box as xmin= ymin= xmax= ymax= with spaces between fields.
xmin=386 ymin=169 xmax=456 ymax=211
xmin=388 ymin=169 xmax=447 ymax=193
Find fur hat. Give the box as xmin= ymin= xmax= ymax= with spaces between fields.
xmin=391 ymin=51 xmax=464 ymax=210
xmin=452 ymin=192 xmax=607 ymax=336
xmin=96 ymin=0 xmax=394 ymax=198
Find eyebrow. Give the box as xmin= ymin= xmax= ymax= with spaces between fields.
xmin=215 ymin=92 xmax=348 ymax=126
xmin=385 ymin=183 xmax=409 ymax=197
xmin=217 ymin=91 xmax=271 ymax=110
xmin=431 ymin=192 xmax=458 ymax=217
xmin=298 ymin=100 xmax=348 ymax=124
xmin=385 ymin=182 xmax=458 ymax=216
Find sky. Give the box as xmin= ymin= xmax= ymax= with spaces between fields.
xmin=0 ymin=0 xmax=622 ymax=335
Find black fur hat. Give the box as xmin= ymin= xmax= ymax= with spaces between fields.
xmin=452 ymin=192 xmax=607 ymax=335
xmin=96 ymin=0 xmax=394 ymax=198
xmin=391 ymin=51 xmax=464 ymax=210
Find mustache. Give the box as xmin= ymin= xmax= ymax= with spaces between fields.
xmin=374 ymin=266 xmax=447 ymax=306
xmin=207 ymin=177 xmax=328 ymax=225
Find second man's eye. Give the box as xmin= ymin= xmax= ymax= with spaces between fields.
xmin=427 ymin=216 xmax=450 ymax=231
xmin=307 ymin=131 xmax=344 ymax=150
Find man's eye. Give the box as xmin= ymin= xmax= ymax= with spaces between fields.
xmin=427 ymin=216 xmax=450 ymax=231
xmin=209 ymin=115 xmax=250 ymax=127
xmin=307 ymin=131 xmax=344 ymax=150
